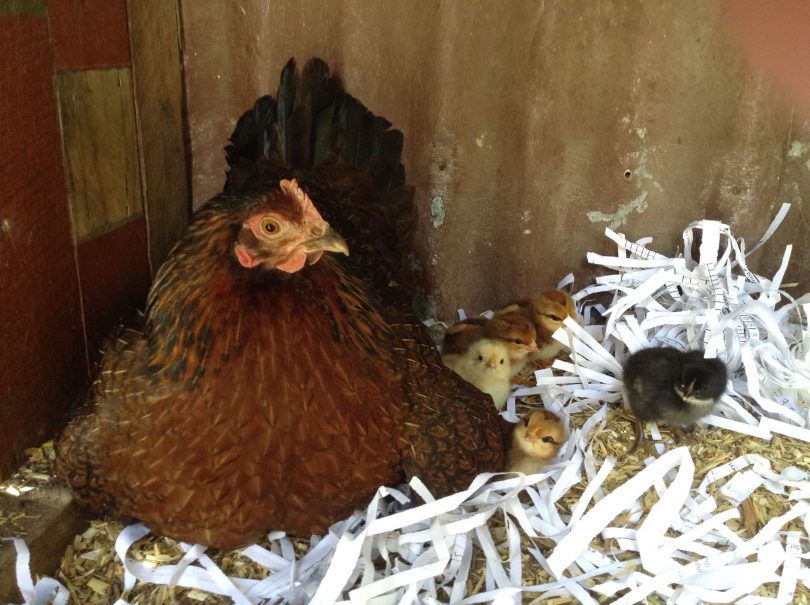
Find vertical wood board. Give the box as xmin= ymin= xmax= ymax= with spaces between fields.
xmin=127 ymin=0 xmax=190 ymax=272
xmin=75 ymin=217 xmax=151 ymax=359
xmin=55 ymin=67 xmax=144 ymax=243
xmin=0 ymin=15 xmax=87 ymax=479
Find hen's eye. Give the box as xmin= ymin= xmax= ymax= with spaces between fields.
xmin=541 ymin=436 xmax=555 ymax=444
xmin=260 ymin=217 xmax=282 ymax=238
xmin=548 ymin=314 xmax=563 ymax=321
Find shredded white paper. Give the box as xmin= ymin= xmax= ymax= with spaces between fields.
xmin=6 ymin=205 xmax=810 ymax=604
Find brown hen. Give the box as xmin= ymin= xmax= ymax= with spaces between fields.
xmin=54 ymin=58 xmax=509 ymax=550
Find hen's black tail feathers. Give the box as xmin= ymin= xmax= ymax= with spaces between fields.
xmin=224 ymin=58 xmax=415 ymax=305
xmin=225 ymin=58 xmax=405 ymax=194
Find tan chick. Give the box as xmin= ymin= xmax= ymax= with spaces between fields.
xmin=443 ymin=313 xmax=538 ymax=376
xmin=496 ymin=289 xmax=576 ymax=368
xmin=507 ymin=410 xmax=566 ymax=474
xmin=442 ymin=338 xmax=512 ymax=410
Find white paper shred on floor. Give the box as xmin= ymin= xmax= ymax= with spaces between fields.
xmin=8 ymin=204 xmax=810 ymax=605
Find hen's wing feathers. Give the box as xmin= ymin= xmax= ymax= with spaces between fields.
xmin=397 ymin=324 xmax=509 ymax=497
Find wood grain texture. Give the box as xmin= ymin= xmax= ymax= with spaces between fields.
xmin=0 ymin=0 xmax=45 ymax=16
xmin=180 ymin=0 xmax=810 ymax=319
xmin=0 ymin=15 xmax=87 ymax=480
xmin=127 ymin=0 xmax=190 ymax=272
xmin=48 ymin=0 xmax=130 ymax=68
xmin=55 ymin=68 xmax=144 ymax=243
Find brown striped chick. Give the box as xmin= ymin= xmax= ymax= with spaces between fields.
xmin=507 ymin=410 xmax=566 ymax=474
xmin=442 ymin=338 xmax=512 ymax=410
xmin=443 ymin=313 xmax=538 ymax=377
xmin=496 ymin=289 xmax=576 ymax=368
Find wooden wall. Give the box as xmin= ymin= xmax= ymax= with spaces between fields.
xmin=0 ymin=0 xmax=188 ymax=480
xmin=181 ymin=0 xmax=810 ymax=320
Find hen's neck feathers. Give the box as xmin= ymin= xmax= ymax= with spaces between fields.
xmin=141 ymin=198 xmax=389 ymax=390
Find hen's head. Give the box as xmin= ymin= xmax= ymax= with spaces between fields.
xmin=234 ymin=179 xmax=348 ymax=273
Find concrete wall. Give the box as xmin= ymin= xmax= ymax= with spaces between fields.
xmin=181 ymin=0 xmax=810 ymax=319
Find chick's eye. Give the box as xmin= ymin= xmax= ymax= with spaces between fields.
xmin=514 ymin=338 xmax=524 ymax=345
xmin=548 ymin=314 xmax=563 ymax=322
xmin=260 ymin=217 xmax=282 ymax=238
xmin=477 ymin=355 xmax=484 ymax=362
xmin=499 ymin=359 xmax=505 ymax=364
xmin=541 ymin=436 xmax=555 ymax=444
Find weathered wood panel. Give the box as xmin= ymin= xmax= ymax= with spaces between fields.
xmin=0 ymin=14 xmax=87 ymax=479
xmin=181 ymin=0 xmax=810 ymax=319
xmin=127 ymin=0 xmax=190 ymax=272
xmin=55 ymin=68 xmax=144 ymax=242
xmin=0 ymin=0 xmax=45 ymax=16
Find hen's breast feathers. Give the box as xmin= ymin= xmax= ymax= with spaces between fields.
xmin=93 ymin=254 xmax=410 ymax=546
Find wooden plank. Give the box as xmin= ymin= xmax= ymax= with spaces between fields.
xmin=48 ymin=0 xmax=130 ymax=68
xmin=0 ymin=487 xmax=91 ymax=603
xmin=76 ymin=216 xmax=151 ymax=358
xmin=55 ymin=68 xmax=144 ymax=243
xmin=0 ymin=15 xmax=87 ymax=480
xmin=127 ymin=0 xmax=190 ymax=272
xmin=0 ymin=0 xmax=45 ymax=16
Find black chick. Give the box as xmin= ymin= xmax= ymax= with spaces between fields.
xmin=622 ymin=347 xmax=728 ymax=454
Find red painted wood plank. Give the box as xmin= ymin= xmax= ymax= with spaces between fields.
xmin=48 ymin=0 xmax=131 ymax=68
xmin=76 ymin=217 xmax=151 ymax=358
xmin=0 ymin=15 xmax=87 ymax=479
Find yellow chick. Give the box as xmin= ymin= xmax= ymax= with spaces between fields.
xmin=496 ymin=289 xmax=576 ymax=367
xmin=442 ymin=338 xmax=512 ymax=410
xmin=507 ymin=410 xmax=566 ymax=474
xmin=443 ymin=313 xmax=538 ymax=376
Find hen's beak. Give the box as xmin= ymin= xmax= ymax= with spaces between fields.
xmin=312 ymin=224 xmax=349 ymax=256
xmin=305 ymin=224 xmax=349 ymax=266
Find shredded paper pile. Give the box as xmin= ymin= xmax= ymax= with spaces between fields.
xmin=7 ymin=204 xmax=810 ymax=605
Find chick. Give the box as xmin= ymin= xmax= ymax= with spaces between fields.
xmin=496 ymin=290 xmax=576 ymax=368
xmin=443 ymin=313 xmax=538 ymax=375
xmin=507 ymin=410 xmax=566 ymax=474
xmin=442 ymin=338 xmax=512 ymax=409
xmin=622 ymin=347 xmax=728 ymax=454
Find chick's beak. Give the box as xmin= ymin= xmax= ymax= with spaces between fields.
xmin=486 ymin=354 xmax=498 ymax=369
xmin=683 ymin=378 xmax=696 ymax=398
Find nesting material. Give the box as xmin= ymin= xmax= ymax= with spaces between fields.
xmin=6 ymin=207 xmax=810 ymax=604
